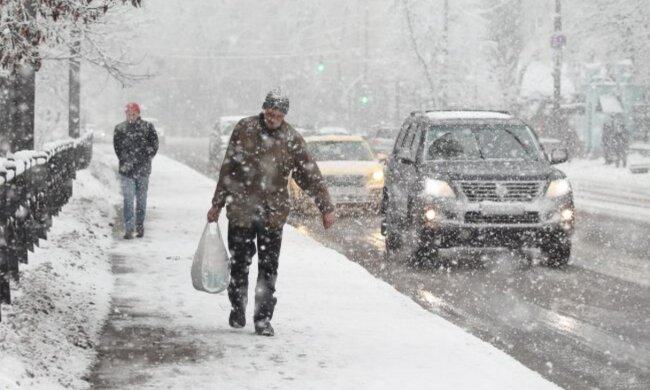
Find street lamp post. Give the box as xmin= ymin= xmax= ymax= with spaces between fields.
xmin=551 ymin=0 xmax=564 ymax=136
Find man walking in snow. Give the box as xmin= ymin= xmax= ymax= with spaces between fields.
xmin=207 ymin=89 xmax=336 ymax=336
xmin=113 ymin=102 xmax=159 ymax=239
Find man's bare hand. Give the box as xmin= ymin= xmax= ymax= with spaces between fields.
xmin=322 ymin=211 xmax=336 ymax=230
xmin=207 ymin=206 xmax=221 ymax=223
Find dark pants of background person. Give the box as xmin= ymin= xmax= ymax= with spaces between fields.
xmin=227 ymin=221 xmax=283 ymax=323
xmin=120 ymin=175 xmax=150 ymax=233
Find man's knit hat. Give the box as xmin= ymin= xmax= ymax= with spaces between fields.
xmin=262 ymin=88 xmax=289 ymax=114
xmin=125 ymin=102 xmax=141 ymax=113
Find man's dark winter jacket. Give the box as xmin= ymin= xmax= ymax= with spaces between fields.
xmin=113 ymin=118 xmax=159 ymax=177
xmin=212 ymin=114 xmax=334 ymax=229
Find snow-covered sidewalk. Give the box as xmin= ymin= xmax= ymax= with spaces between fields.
xmin=561 ymin=153 xmax=650 ymax=222
xmin=3 ymin=145 xmax=561 ymax=390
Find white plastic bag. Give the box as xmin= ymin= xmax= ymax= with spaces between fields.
xmin=191 ymin=222 xmax=230 ymax=293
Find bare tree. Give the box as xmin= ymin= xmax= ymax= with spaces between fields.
xmin=402 ymin=0 xmax=438 ymax=108
xmin=0 ymin=0 xmax=141 ymax=151
xmin=485 ymin=0 xmax=525 ymax=108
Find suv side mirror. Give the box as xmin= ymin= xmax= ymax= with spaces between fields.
xmin=549 ymin=148 xmax=568 ymax=164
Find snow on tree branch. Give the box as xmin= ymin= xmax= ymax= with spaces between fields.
xmin=0 ymin=0 xmax=140 ymax=71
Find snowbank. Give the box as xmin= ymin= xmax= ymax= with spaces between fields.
xmin=0 ymin=170 xmax=115 ymax=390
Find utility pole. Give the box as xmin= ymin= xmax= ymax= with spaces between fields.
xmin=68 ymin=27 xmax=82 ymax=138
xmin=440 ymin=0 xmax=449 ymax=109
xmin=363 ymin=4 xmax=369 ymax=82
xmin=551 ymin=0 xmax=564 ymax=136
xmin=395 ymin=79 xmax=400 ymax=124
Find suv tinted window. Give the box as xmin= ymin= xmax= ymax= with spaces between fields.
xmin=393 ymin=122 xmax=411 ymax=155
xmin=424 ymin=123 xmax=544 ymax=161
xmin=409 ymin=123 xmax=424 ymax=160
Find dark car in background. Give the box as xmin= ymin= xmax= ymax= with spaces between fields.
xmin=381 ymin=110 xmax=575 ymax=267
xmin=369 ymin=126 xmax=399 ymax=157
xmin=207 ymin=115 xmax=246 ymax=173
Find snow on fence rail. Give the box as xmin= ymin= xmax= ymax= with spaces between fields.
xmin=0 ymin=132 xmax=93 ymax=321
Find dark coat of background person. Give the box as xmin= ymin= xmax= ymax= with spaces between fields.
xmin=113 ymin=119 xmax=159 ymax=177
xmin=212 ymin=114 xmax=334 ymax=230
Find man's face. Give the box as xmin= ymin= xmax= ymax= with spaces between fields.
xmin=126 ymin=109 xmax=139 ymax=123
xmin=264 ymin=108 xmax=285 ymax=130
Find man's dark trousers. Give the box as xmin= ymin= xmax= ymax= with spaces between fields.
xmin=227 ymin=221 xmax=283 ymax=323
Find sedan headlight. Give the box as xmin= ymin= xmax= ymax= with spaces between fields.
xmin=371 ymin=170 xmax=384 ymax=182
xmin=424 ymin=179 xmax=455 ymax=198
xmin=545 ymin=178 xmax=572 ymax=198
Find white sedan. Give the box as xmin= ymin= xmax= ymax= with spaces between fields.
xmin=290 ymin=135 xmax=384 ymax=212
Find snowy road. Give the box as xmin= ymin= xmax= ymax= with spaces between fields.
xmin=289 ymin=212 xmax=650 ymax=390
xmin=163 ymin=138 xmax=650 ymax=390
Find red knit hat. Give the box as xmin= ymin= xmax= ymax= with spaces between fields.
xmin=125 ymin=102 xmax=141 ymax=113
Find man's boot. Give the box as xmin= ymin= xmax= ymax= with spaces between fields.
xmin=254 ymin=319 xmax=274 ymax=337
xmin=229 ymin=308 xmax=246 ymax=328
xmin=136 ymin=225 xmax=144 ymax=238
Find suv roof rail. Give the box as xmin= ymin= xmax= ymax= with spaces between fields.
xmin=410 ymin=110 xmax=423 ymax=116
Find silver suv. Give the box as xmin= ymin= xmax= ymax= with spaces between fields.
xmin=381 ymin=110 xmax=575 ymax=266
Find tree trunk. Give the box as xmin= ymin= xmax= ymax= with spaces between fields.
xmin=69 ymin=28 xmax=82 ymax=138
xmin=11 ymin=65 xmax=36 ymax=151
xmin=0 ymin=75 xmax=13 ymax=155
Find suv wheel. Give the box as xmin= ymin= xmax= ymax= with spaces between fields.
xmin=541 ymin=234 xmax=571 ymax=267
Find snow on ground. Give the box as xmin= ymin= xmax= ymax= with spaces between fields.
xmin=2 ymin=140 xmax=649 ymax=389
xmin=88 ymin=145 xmax=560 ymax=390
xmin=560 ymin=153 xmax=650 ymax=222
xmin=0 ymin=170 xmax=115 ymax=390
xmin=16 ymin=143 xmax=645 ymax=389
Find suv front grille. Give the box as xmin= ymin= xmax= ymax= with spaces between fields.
xmin=465 ymin=211 xmax=540 ymax=224
xmin=324 ymin=175 xmax=366 ymax=187
xmin=458 ymin=181 xmax=543 ymax=202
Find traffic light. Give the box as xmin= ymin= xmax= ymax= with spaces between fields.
xmin=360 ymin=95 xmax=369 ymax=106
xmin=317 ymin=60 xmax=325 ymax=73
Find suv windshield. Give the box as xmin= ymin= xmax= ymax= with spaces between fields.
xmin=308 ymin=141 xmax=375 ymax=161
xmin=424 ymin=124 xmax=543 ymax=161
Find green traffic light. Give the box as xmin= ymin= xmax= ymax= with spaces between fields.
xmin=317 ymin=63 xmax=325 ymax=73
xmin=360 ymin=95 xmax=369 ymax=105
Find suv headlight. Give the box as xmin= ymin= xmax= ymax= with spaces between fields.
xmin=424 ymin=179 xmax=455 ymax=198
xmin=545 ymin=178 xmax=572 ymax=198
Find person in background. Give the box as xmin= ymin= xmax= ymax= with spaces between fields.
xmin=207 ymin=89 xmax=336 ymax=336
xmin=113 ymin=102 xmax=159 ymax=239
xmin=602 ymin=115 xmax=615 ymax=165
xmin=611 ymin=116 xmax=629 ymax=168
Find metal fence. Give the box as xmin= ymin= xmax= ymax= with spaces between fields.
xmin=0 ymin=133 xmax=93 ymax=321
